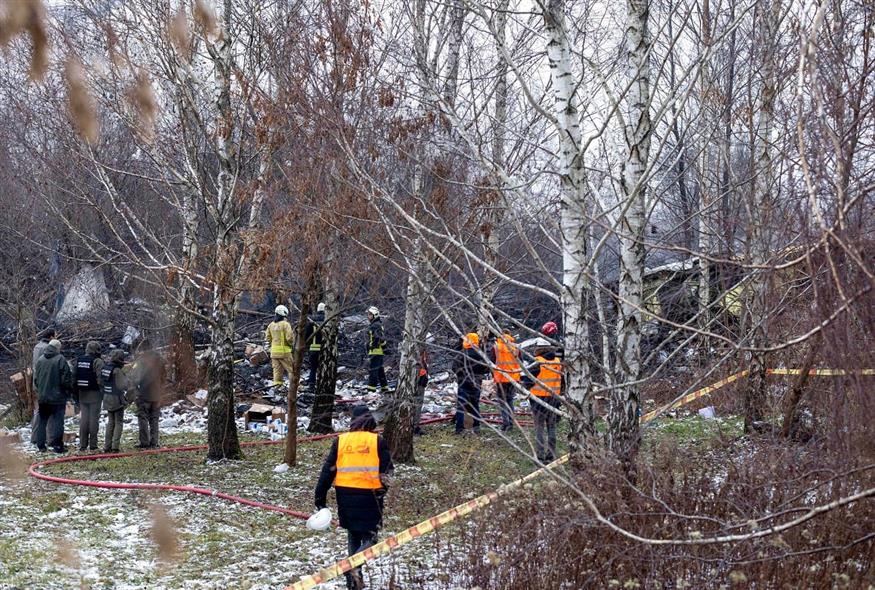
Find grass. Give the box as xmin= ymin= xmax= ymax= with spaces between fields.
xmin=0 ymin=415 xmax=737 ymax=589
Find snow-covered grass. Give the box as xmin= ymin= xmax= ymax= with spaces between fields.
xmin=0 ymin=420 xmax=542 ymax=590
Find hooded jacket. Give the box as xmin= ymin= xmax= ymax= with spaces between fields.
xmin=33 ymin=344 xmax=74 ymax=404
xmin=314 ymin=413 xmax=394 ymax=532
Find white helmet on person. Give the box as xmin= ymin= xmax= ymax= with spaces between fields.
xmin=317 ymin=302 xmax=326 ymax=313
xmin=275 ymin=305 xmax=289 ymax=317
xmin=367 ymin=306 xmax=380 ymax=318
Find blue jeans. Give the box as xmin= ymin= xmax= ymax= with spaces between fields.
xmin=455 ymin=384 xmax=481 ymax=432
xmin=34 ymin=402 xmax=65 ymax=450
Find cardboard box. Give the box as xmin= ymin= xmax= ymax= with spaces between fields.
xmin=243 ymin=404 xmax=285 ymax=429
xmin=65 ymin=402 xmax=76 ymax=418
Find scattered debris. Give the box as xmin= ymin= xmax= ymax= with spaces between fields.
xmin=698 ymin=406 xmax=716 ymax=420
xmin=272 ymin=463 xmax=289 ymax=473
xmin=56 ymin=264 xmax=111 ymax=323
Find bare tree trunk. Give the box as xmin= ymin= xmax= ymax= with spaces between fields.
xmin=284 ymin=300 xmax=310 ymax=466
xmin=608 ymin=0 xmax=651 ymax=465
xmin=206 ymin=297 xmax=242 ymax=461
xmin=781 ymin=337 xmax=818 ymax=438
xmin=543 ymin=0 xmax=596 ymax=461
xmin=309 ymin=282 xmax=339 ymax=434
xmin=744 ymin=0 xmax=782 ymax=433
xmin=476 ymin=0 xmax=509 ymax=338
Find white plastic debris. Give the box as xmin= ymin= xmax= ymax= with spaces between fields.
xmin=698 ymin=406 xmax=716 ymax=420
xmin=121 ymin=325 xmax=141 ymax=346
xmin=273 ymin=463 xmax=289 ymax=473
xmin=306 ymin=507 xmax=332 ymax=531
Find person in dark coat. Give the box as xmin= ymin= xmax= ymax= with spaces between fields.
xmin=132 ymin=339 xmax=165 ymax=449
xmin=305 ymin=303 xmax=326 ymax=390
xmin=315 ymin=405 xmax=393 ymax=590
xmin=365 ymin=306 xmax=388 ymax=393
xmin=453 ymin=332 xmax=488 ymax=435
xmin=74 ymin=340 xmax=104 ymax=452
xmin=33 ymin=339 xmax=73 ymax=452
xmin=30 ymin=327 xmax=56 ymax=444
xmin=101 ymin=349 xmax=131 ymax=453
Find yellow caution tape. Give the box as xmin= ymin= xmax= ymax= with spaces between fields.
xmin=286 ymin=366 xmax=874 ymax=589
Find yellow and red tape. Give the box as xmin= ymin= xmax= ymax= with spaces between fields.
xmin=287 ymin=367 xmax=872 ymax=589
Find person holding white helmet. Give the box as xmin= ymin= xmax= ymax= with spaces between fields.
xmin=266 ymin=304 xmax=295 ymax=387
xmin=365 ymin=306 xmax=388 ymax=394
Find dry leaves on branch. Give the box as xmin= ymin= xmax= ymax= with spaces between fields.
xmin=168 ymin=9 xmax=191 ymax=60
xmin=64 ymin=57 xmax=99 ymax=144
xmin=0 ymin=0 xmax=49 ymax=81
xmin=193 ymin=0 xmax=219 ymax=38
xmin=128 ymin=69 xmax=158 ymax=143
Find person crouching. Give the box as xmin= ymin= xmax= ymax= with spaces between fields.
xmin=314 ymin=405 xmax=393 ymax=590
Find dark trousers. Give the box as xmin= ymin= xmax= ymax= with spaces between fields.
xmin=367 ymin=355 xmax=387 ymax=391
xmin=79 ymin=401 xmax=102 ymax=450
xmin=455 ymin=384 xmax=481 ymax=432
xmin=104 ymin=408 xmax=125 ymax=452
xmin=495 ymin=381 xmax=516 ymax=430
xmin=307 ymin=350 xmax=320 ymax=387
xmin=136 ymin=400 xmax=160 ymax=447
xmin=532 ymin=396 xmax=560 ymax=461
xmin=346 ymin=529 xmax=377 ymax=588
xmin=413 ymin=383 xmax=426 ymax=429
xmin=34 ymin=402 xmax=65 ymax=450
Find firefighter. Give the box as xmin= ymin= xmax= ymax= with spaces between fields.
xmin=365 ymin=306 xmax=388 ymax=393
xmin=490 ymin=330 xmax=521 ymax=432
xmin=315 ymin=405 xmax=393 ymax=590
xmin=73 ymin=340 xmax=104 ymax=452
xmin=305 ymin=302 xmax=326 ymax=391
xmin=523 ymin=345 xmax=564 ymax=462
xmin=266 ymin=305 xmax=295 ymax=387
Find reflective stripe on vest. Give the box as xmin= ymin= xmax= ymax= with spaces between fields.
xmin=335 ymin=431 xmax=381 ymax=489
xmin=76 ymin=356 xmax=99 ymax=390
xmin=368 ymin=330 xmax=383 ymax=356
xmin=268 ymin=322 xmax=292 ymax=355
xmin=493 ymin=337 xmax=521 ymax=383
xmin=531 ymin=356 xmax=562 ymax=397
xmin=101 ymin=366 xmax=122 ymax=397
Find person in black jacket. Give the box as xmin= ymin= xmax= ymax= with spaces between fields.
xmin=365 ymin=307 xmax=388 ymax=393
xmin=453 ymin=332 xmax=488 ymax=435
xmin=73 ymin=340 xmax=104 ymax=452
xmin=315 ymin=406 xmax=393 ymax=590
xmin=305 ymin=303 xmax=326 ymax=390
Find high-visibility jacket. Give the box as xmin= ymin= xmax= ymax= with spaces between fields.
xmin=531 ymin=356 xmax=562 ymax=397
xmin=335 ymin=431 xmax=381 ymax=489
xmin=266 ymin=320 xmax=293 ymax=357
xmin=367 ymin=319 xmax=384 ymax=356
xmin=493 ymin=336 xmax=521 ymax=383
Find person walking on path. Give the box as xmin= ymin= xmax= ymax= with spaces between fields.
xmin=489 ymin=329 xmax=522 ymax=432
xmin=305 ymin=302 xmax=326 ymax=390
xmin=365 ymin=307 xmax=388 ymax=393
xmin=315 ymin=405 xmax=394 ymax=590
xmin=73 ymin=340 xmax=104 ymax=452
xmin=453 ymin=332 xmax=488 ymax=435
xmin=523 ymin=345 xmax=564 ymax=462
xmin=101 ymin=349 xmax=131 ymax=453
xmin=266 ymin=304 xmax=295 ymax=387
xmin=32 ymin=339 xmax=73 ymax=453
xmin=133 ymin=339 xmax=165 ymax=449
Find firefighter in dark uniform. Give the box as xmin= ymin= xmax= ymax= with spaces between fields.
xmin=365 ymin=306 xmax=388 ymax=393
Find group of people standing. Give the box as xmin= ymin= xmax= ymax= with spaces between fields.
xmin=454 ymin=322 xmax=565 ymax=462
xmin=30 ymin=329 xmax=165 ymax=454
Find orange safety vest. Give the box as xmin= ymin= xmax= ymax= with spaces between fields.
xmin=531 ymin=356 xmax=562 ymax=397
xmin=493 ymin=336 xmax=521 ymax=383
xmin=335 ymin=431 xmax=381 ymax=489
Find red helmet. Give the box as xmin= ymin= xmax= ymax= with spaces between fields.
xmin=541 ymin=321 xmax=558 ymax=337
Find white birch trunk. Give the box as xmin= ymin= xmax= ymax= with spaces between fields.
xmin=608 ymin=0 xmax=652 ymax=463
xmin=543 ymin=0 xmax=596 ymax=459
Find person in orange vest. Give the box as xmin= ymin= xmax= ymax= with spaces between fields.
xmin=265 ymin=305 xmax=295 ymax=387
xmin=489 ymin=329 xmax=521 ymax=432
xmin=523 ymin=344 xmax=564 ymax=462
xmin=453 ymin=332 xmax=488 ymax=435
xmin=315 ymin=405 xmax=393 ymax=590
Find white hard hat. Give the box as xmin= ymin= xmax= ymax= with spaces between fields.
xmin=367 ymin=306 xmax=380 ymax=317
xmin=317 ymin=302 xmax=326 ymax=313
xmin=275 ymin=305 xmax=289 ymax=317
xmin=306 ymin=507 xmax=332 ymax=530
